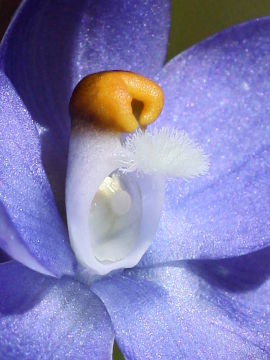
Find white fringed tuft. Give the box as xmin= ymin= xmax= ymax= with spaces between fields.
xmin=120 ymin=128 xmax=209 ymax=179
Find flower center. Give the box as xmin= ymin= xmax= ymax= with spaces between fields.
xmin=66 ymin=71 xmax=208 ymax=278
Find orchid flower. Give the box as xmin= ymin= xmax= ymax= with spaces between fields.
xmin=0 ymin=1 xmax=270 ymax=359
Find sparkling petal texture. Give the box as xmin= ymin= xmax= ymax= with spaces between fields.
xmin=92 ymin=247 xmax=270 ymax=359
xmin=0 ymin=261 xmax=114 ymax=359
xmin=0 ymin=72 xmax=75 ymax=276
xmin=0 ymin=0 xmax=170 ymax=209
xmin=0 ymin=201 xmax=53 ymax=275
xmin=142 ymin=18 xmax=270 ymax=266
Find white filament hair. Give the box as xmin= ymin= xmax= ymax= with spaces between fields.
xmin=120 ymin=128 xmax=209 ymax=179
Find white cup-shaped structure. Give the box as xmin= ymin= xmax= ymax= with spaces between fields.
xmin=66 ymin=125 xmax=165 ymax=276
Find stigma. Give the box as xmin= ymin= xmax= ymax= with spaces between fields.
xmin=69 ymin=71 xmax=164 ymax=132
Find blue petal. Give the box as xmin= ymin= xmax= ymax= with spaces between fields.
xmin=0 ymin=261 xmax=114 ymax=359
xmin=93 ymin=248 xmax=270 ymax=359
xmin=0 ymin=0 xmax=170 ymax=206
xmin=143 ymin=18 xmax=270 ymax=265
xmin=92 ymin=272 xmax=181 ymax=359
xmin=0 ymin=72 xmax=75 ymax=276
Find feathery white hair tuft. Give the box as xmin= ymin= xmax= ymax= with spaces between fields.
xmin=120 ymin=128 xmax=209 ymax=179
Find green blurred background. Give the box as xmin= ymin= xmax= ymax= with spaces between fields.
xmin=1 ymin=1 xmax=270 ymax=359
xmin=167 ymin=0 xmax=270 ymax=60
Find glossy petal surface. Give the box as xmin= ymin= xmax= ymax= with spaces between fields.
xmin=0 ymin=261 xmax=114 ymax=359
xmin=143 ymin=18 xmax=270 ymax=265
xmin=0 ymin=0 xmax=170 ymax=206
xmin=92 ymin=272 xmax=181 ymax=359
xmin=0 ymin=72 xmax=75 ymax=276
xmin=93 ymin=248 xmax=270 ymax=359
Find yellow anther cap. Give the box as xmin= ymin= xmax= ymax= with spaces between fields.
xmin=69 ymin=71 xmax=164 ymax=132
